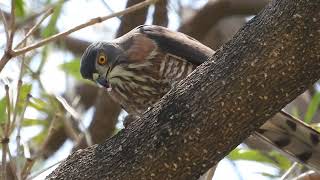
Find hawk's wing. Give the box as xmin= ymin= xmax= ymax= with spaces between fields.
xmin=137 ymin=25 xmax=215 ymax=65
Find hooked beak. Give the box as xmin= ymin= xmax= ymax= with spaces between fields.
xmin=92 ymin=73 xmax=111 ymax=90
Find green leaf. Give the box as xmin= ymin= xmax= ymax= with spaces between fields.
xmin=269 ymin=151 xmax=291 ymax=170
xmin=259 ymin=172 xmax=279 ymax=178
xmin=228 ymin=148 xmax=274 ymax=164
xmin=41 ymin=0 xmax=64 ymax=37
xmin=32 ymin=129 xmax=48 ymax=144
xmin=20 ymin=84 xmax=32 ymax=100
xmin=15 ymin=0 xmax=25 ymax=17
xmin=305 ymin=92 xmax=320 ymax=123
xmin=22 ymin=118 xmax=47 ymax=126
xmin=290 ymin=106 xmax=300 ymax=119
xmin=29 ymin=97 xmax=47 ymax=112
xmin=59 ymin=59 xmax=81 ymax=80
xmin=229 ymin=149 xmax=291 ymax=171
xmin=16 ymin=84 xmax=32 ymax=112
xmin=0 ymin=98 xmax=7 ymax=125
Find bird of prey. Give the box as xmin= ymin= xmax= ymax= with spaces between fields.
xmin=80 ymin=25 xmax=320 ymax=172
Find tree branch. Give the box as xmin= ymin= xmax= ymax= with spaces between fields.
xmin=152 ymin=0 xmax=168 ymax=26
xmin=179 ymin=0 xmax=269 ymax=40
xmin=115 ymin=0 xmax=149 ymax=37
xmin=47 ymin=0 xmax=320 ymax=179
xmin=0 ymin=0 xmax=157 ymax=72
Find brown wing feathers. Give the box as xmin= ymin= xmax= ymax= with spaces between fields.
xmin=137 ymin=25 xmax=215 ymax=65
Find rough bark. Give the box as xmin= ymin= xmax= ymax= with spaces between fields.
xmin=46 ymin=0 xmax=320 ymax=179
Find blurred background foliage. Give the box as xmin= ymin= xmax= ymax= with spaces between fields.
xmin=0 ymin=0 xmax=319 ymax=179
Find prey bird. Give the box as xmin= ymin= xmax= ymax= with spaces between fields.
xmin=80 ymin=25 xmax=320 ymax=172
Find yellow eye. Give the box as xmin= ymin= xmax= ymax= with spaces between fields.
xmin=97 ymin=54 xmax=107 ymax=65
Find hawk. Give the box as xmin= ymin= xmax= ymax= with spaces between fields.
xmin=80 ymin=25 xmax=320 ymax=172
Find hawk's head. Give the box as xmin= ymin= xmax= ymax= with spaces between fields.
xmin=80 ymin=41 xmax=127 ymax=90
xmin=80 ymin=26 xmax=160 ymax=92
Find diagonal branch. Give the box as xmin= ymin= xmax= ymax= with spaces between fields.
xmin=0 ymin=0 xmax=158 ymax=72
xmin=14 ymin=8 xmax=54 ymax=49
xmin=12 ymin=0 xmax=156 ymax=56
xmin=46 ymin=0 xmax=320 ymax=179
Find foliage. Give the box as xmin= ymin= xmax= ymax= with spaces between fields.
xmin=0 ymin=0 xmax=318 ymax=179
xmin=0 ymin=98 xmax=7 ymax=125
xmin=305 ymin=92 xmax=320 ymax=123
xmin=229 ymin=148 xmax=291 ymax=176
xmin=59 ymin=58 xmax=82 ymax=80
xmin=41 ymin=0 xmax=64 ymax=37
xmin=15 ymin=0 xmax=25 ymax=17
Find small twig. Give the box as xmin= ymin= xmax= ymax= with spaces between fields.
xmin=205 ymin=167 xmax=215 ymax=180
xmin=15 ymin=8 xmax=54 ymax=49
xmin=0 ymin=9 xmax=9 ymax=42
xmin=72 ymin=95 xmax=93 ymax=146
xmin=0 ymin=0 xmax=157 ymax=72
xmin=34 ymin=47 xmax=49 ymax=76
xmin=16 ymin=94 xmax=31 ymax=180
xmin=21 ymin=158 xmax=35 ymax=180
xmin=26 ymin=159 xmax=64 ymax=180
xmin=55 ymin=95 xmax=80 ymax=119
xmin=37 ymin=114 xmax=59 ymax=157
xmin=101 ymin=0 xmax=122 ymax=21
xmin=280 ymin=162 xmax=300 ymax=180
xmin=7 ymin=0 xmax=16 ymax=50
xmin=58 ymin=107 xmax=80 ymax=142
xmin=13 ymin=58 xmax=25 ymax=180
xmin=1 ymin=85 xmax=11 ymax=180
xmin=55 ymin=95 xmax=90 ymax=144
xmin=1 ymin=142 xmax=8 ymax=180
xmin=12 ymin=31 xmax=28 ymax=134
xmin=20 ymin=114 xmax=59 ymax=179
xmin=198 ymin=166 xmax=216 ymax=180
xmin=4 ymin=85 xmax=11 ymax=135
xmin=8 ymin=150 xmax=19 ymax=180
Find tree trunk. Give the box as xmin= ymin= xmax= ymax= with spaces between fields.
xmin=47 ymin=0 xmax=320 ymax=179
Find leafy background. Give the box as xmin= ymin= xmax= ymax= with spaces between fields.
xmin=0 ymin=0 xmax=319 ymax=179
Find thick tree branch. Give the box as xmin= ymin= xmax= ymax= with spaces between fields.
xmin=47 ymin=0 xmax=320 ymax=179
